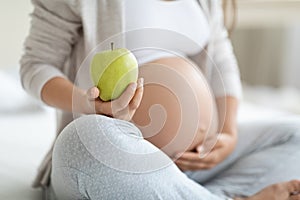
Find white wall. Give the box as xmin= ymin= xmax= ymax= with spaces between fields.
xmin=0 ymin=0 xmax=33 ymax=69
xmin=231 ymin=0 xmax=300 ymax=89
xmin=281 ymin=25 xmax=300 ymax=88
xmin=236 ymin=1 xmax=300 ymax=28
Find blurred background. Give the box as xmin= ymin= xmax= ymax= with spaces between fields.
xmin=231 ymin=0 xmax=300 ymax=114
xmin=0 ymin=0 xmax=299 ymax=199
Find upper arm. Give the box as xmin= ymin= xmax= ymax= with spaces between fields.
xmin=209 ymin=0 xmax=242 ymax=99
xmin=19 ymin=0 xmax=82 ymax=99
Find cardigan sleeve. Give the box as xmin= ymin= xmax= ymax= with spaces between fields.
xmin=19 ymin=0 xmax=81 ymax=100
xmin=208 ymin=0 xmax=242 ymax=99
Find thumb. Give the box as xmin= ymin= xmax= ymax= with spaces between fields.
xmin=196 ymin=145 xmax=204 ymax=154
xmin=196 ymin=145 xmax=209 ymax=159
xmin=87 ymin=87 xmax=100 ymax=100
xmin=286 ymin=180 xmax=300 ymax=194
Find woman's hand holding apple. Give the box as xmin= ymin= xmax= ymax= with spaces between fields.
xmin=79 ymin=77 xmax=144 ymax=121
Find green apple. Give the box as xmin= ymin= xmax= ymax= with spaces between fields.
xmin=90 ymin=44 xmax=138 ymax=101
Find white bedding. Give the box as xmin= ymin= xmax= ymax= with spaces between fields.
xmin=0 ymin=70 xmax=299 ymax=200
xmin=0 ymin=108 xmax=56 ymax=200
xmin=0 ymin=69 xmax=56 ymax=199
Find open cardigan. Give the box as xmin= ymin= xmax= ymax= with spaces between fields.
xmin=20 ymin=0 xmax=242 ymax=188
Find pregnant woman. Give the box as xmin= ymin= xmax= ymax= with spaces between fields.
xmin=20 ymin=0 xmax=300 ymax=199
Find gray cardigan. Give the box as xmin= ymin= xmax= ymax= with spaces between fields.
xmin=20 ymin=0 xmax=242 ymax=188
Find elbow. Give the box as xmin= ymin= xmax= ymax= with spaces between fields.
xmin=211 ymin=72 xmax=243 ymax=100
xmin=19 ymin=57 xmax=67 ymax=101
xmin=19 ymin=57 xmax=33 ymax=96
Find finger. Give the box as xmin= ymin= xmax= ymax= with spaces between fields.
xmin=198 ymin=150 xmax=219 ymax=164
xmin=286 ymin=180 xmax=300 ymax=194
xmin=113 ymin=106 xmax=131 ymax=121
xmin=175 ymin=159 xmax=213 ymax=171
xmin=175 ymin=159 xmax=198 ymax=171
xmin=206 ymin=134 xmax=224 ymax=150
xmin=290 ymin=194 xmax=300 ymax=200
xmin=175 ymin=152 xmax=201 ymax=162
xmin=129 ymin=78 xmax=144 ymax=110
xmin=177 ymin=150 xmax=219 ymax=165
xmin=110 ymin=78 xmax=144 ymax=120
xmin=112 ymin=82 xmax=137 ymax=112
xmin=87 ymin=87 xmax=100 ymax=100
xmin=174 ymin=161 xmax=189 ymax=172
xmin=137 ymin=77 xmax=144 ymax=89
xmin=94 ymin=100 xmax=113 ymax=117
xmin=196 ymin=139 xmax=220 ymax=157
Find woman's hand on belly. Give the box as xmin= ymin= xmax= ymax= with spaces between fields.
xmin=173 ymin=132 xmax=237 ymax=171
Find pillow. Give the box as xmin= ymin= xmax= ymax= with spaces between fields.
xmin=0 ymin=69 xmax=43 ymax=114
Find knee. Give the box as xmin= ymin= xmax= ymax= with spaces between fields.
xmin=53 ymin=114 xmax=172 ymax=176
xmin=285 ymin=121 xmax=300 ymax=140
xmin=278 ymin=121 xmax=300 ymax=135
xmin=53 ymin=114 xmax=141 ymax=164
xmin=52 ymin=114 xmax=164 ymax=169
xmin=272 ymin=121 xmax=300 ymax=143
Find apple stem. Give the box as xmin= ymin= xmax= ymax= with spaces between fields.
xmin=111 ymin=42 xmax=114 ymax=51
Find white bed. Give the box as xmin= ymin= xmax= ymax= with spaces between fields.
xmin=0 ymin=70 xmax=56 ymax=199
xmin=0 ymin=70 xmax=299 ymax=200
xmin=0 ymin=109 xmax=56 ymax=200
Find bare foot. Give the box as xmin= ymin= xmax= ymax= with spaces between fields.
xmin=235 ymin=180 xmax=300 ymax=200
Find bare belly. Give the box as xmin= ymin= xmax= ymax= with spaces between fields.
xmin=132 ymin=57 xmax=218 ymax=157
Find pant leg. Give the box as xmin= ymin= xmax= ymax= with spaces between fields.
xmin=188 ymin=119 xmax=300 ymax=198
xmin=51 ymin=114 xmax=224 ymax=200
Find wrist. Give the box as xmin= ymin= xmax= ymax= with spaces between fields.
xmin=220 ymin=125 xmax=237 ymax=136
xmin=218 ymin=132 xmax=238 ymax=155
xmin=73 ymin=87 xmax=93 ymax=114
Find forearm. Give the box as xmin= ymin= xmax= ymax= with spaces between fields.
xmin=216 ymin=96 xmax=239 ymax=136
xmin=41 ymin=77 xmax=85 ymax=113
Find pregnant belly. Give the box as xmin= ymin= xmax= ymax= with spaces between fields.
xmin=132 ymin=57 xmax=219 ymax=157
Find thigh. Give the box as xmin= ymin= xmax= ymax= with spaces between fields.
xmin=51 ymin=114 xmax=223 ymax=200
xmin=203 ymin=119 xmax=300 ymax=198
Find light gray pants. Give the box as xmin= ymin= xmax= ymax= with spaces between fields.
xmin=51 ymin=114 xmax=300 ymax=200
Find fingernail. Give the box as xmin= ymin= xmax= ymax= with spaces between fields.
xmin=91 ymin=87 xmax=97 ymax=95
xmin=130 ymin=83 xmax=137 ymax=90
xmin=138 ymin=78 xmax=144 ymax=88
xmin=197 ymin=145 xmax=204 ymax=153
xmin=87 ymin=89 xmax=93 ymax=98
xmin=198 ymin=153 xmax=204 ymax=159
